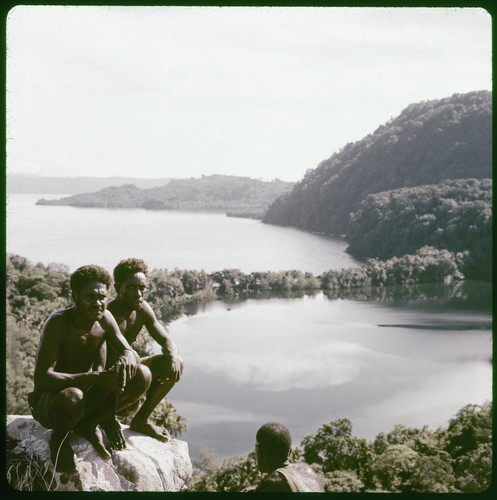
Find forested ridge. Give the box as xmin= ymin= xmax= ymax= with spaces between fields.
xmin=263 ymin=91 xmax=491 ymax=252
xmin=347 ymin=178 xmax=492 ymax=281
xmin=6 ymin=254 xmax=491 ymax=492
xmin=36 ymin=174 xmax=294 ymax=219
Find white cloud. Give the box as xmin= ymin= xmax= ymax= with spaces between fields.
xmin=171 ymin=400 xmax=272 ymax=425
xmin=189 ymin=340 xmax=368 ymax=391
xmin=170 ymin=298 xmax=412 ymax=392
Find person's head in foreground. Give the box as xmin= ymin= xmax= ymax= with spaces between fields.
xmin=249 ymin=422 xmax=325 ymax=492
xmin=255 ymin=422 xmax=292 ymax=473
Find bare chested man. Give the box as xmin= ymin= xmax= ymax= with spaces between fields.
xmin=29 ymin=265 xmax=151 ymax=473
xmin=107 ymin=258 xmax=183 ymax=442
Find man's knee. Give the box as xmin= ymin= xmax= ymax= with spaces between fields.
xmin=133 ymin=363 xmax=153 ymax=391
xmin=50 ymin=387 xmax=85 ymax=429
xmin=54 ymin=387 xmax=84 ymax=408
xmin=157 ymin=354 xmax=183 ymax=381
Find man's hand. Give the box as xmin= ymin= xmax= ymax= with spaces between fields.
xmin=158 ymin=347 xmax=183 ymax=384
xmin=117 ymin=349 xmax=138 ymax=380
xmin=98 ymin=364 xmax=126 ymax=394
xmin=169 ymin=354 xmax=183 ymax=382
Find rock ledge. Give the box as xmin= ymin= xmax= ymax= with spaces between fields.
xmin=6 ymin=415 xmax=192 ymax=492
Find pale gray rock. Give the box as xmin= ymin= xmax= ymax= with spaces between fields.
xmin=6 ymin=415 xmax=192 ymax=492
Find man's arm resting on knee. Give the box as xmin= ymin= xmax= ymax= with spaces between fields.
xmin=35 ymin=317 xmax=128 ymax=393
xmin=142 ymin=301 xmax=183 ymax=380
xmin=101 ymin=310 xmax=138 ymax=379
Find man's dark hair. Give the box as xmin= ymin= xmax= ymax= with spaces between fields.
xmin=70 ymin=265 xmax=112 ymax=293
xmin=256 ymin=422 xmax=292 ymax=464
xmin=113 ymin=257 xmax=149 ymax=284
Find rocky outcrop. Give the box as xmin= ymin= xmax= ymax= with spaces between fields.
xmin=6 ymin=415 xmax=192 ymax=492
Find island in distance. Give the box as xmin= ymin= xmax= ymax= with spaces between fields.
xmin=35 ymin=175 xmax=295 ymax=220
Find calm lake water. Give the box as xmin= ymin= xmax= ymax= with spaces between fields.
xmin=6 ymin=194 xmax=492 ymax=462
xmin=165 ymin=288 xmax=492 ymax=460
xmin=6 ymin=194 xmax=362 ymax=274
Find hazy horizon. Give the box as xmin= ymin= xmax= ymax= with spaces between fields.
xmin=6 ymin=6 xmax=491 ymax=183
xmin=7 ymin=172 xmax=286 ymax=180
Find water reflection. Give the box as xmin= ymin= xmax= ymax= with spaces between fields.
xmin=167 ymin=283 xmax=492 ymax=460
xmin=182 ymin=280 xmax=493 ymax=315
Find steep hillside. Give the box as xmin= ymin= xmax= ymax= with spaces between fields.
xmin=346 ymin=178 xmax=492 ymax=281
xmin=263 ymin=91 xmax=491 ymax=235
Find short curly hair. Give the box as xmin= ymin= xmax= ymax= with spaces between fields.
xmin=256 ymin=422 xmax=292 ymax=463
xmin=70 ymin=265 xmax=112 ymax=293
xmin=113 ymin=257 xmax=149 ymax=284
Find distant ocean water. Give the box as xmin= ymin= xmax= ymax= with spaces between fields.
xmin=6 ymin=194 xmax=362 ymax=273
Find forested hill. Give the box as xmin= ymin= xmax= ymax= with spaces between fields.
xmin=262 ymin=90 xmax=492 ymax=236
xmin=36 ymin=175 xmax=294 ymax=218
xmin=346 ymin=178 xmax=492 ymax=281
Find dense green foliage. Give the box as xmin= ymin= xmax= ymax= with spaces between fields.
xmin=263 ymin=91 xmax=491 ymax=236
xmin=187 ymin=402 xmax=492 ymax=493
xmin=6 ymin=256 xmax=71 ymax=415
xmin=36 ymin=174 xmax=294 ymax=218
xmin=190 ymin=451 xmax=262 ymax=492
xmin=346 ymin=178 xmax=492 ymax=281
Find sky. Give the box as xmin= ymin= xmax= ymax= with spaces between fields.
xmin=6 ymin=5 xmax=492 ymax=182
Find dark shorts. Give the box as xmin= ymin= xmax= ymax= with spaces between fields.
xmin=28 ymin=386 xmax=110 ymax=430
xmin=28 ymin=390 xmax=54 ymax=429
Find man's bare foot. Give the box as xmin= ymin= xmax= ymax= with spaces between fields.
xmin=50 ymin=430 xmax=77 ymax=473
xmin=100 ymin=418 xmax=126 ymax=451
xmin=74 ymin=423 xmax=112 ymax=459
xmin=130 ymin=419 xmax=171 ymax=442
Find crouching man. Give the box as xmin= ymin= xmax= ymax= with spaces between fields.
xmin=107 ymin=258 xmax=184 ymax=443
xmin=28 ymin=265 xmax=151 ymax=473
